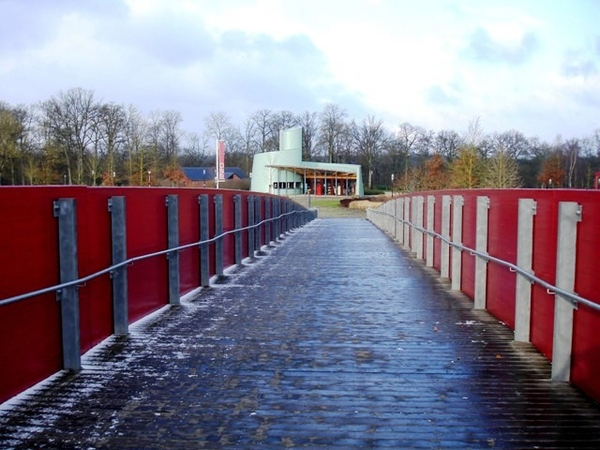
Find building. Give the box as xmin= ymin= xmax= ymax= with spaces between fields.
xmin=181 ymin=167 xmax=246 ymax=187
xmin=250 ymin=127 xmax=364 ymax=196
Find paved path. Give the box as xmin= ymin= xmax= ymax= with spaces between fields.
xmin=2 ymin=218 xmax=600 ymax=449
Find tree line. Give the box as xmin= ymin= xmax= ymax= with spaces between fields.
xmin=1 ymin=87 xmax=599 ymax=191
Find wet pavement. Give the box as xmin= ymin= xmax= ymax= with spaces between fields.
xmin=2 ymin=218 xmax=600 ymax=449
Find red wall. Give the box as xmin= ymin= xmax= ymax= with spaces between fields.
xmin=392 ymin=189 xmax=600 ymax=404
xmin=0 ymin=186 xmax=290 ymax=404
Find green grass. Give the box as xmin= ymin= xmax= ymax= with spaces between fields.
xmin=309 ymin=198 xmax=342 ymax=208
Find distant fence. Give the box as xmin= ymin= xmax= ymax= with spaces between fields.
xmin=0 ymin=186 xmax=316 ymax=404
xmin=367 ymin=189 xmax=600 ymax=404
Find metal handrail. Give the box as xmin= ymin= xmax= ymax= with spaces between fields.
xmin=368 ymin=207 xmax=600 ymax=312
xmin=0 ymin=209 xmax=312 ymax=308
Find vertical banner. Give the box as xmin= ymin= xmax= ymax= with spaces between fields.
xmin=216 ymin=140 xmax=226 ymax=185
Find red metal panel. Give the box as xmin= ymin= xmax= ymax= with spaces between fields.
xmin=0 ymin=187 xmax=66 ymax=403
xmin=529 ymin=191 xmax=558 ymax=360
xmin=176 ymin=190 xmax=201 ymax=295
xmin=485 ymin=190 xmax=519 ymax=328
xmin=568 ymin=191 xmax=600 ymax=399
xmin=125 ymin=188 xmax=169 ymax=322
xmin=572 ymin=304 xmax=600 ymax=401
xmin=77 ymin=188 xmax=114 ymax=352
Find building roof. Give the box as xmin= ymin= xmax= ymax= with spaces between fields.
xmin=181 ymin=167 xmax=247 ymax=181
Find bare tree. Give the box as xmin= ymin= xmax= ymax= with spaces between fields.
xmin=491 ymin=130 xmax=531 ymax=159
xmin=179 ymin=132 xmax=210 ymax=167
xmin=95 ymin=102 xmax=126 ymax=184
xmin=564 ymin=138 xmax=580 ymax=188
xmin=464 ymin=116 xmax=484 ymax=148
xmin=40 ymin=88 xmax=99 ymax=184
xmin=238 ymin=119 xmax=259 ymax=174
xmin=161 ymin=110 xmax=183 ymax=163
xmin=396 ymin=122 xmax=425 ymax=182
xmin=250 ymin=109 xmax=276 ymax=152
xmin=271 ymin=110 xmax=297 ymax=141
xmin=382 ymin=137 xmax=407 ymax=184
xmin=204 ymin=111 xmax=232 ymax=141
xmin=297 ymin=111 xmax=318 ymax=160
xmin=124 ymin=105 xmax=149 ymax=185
xmin=318 ymin=103 xmax=346 ymax=163
xmin=351 ymin=116 xmax=386 ymax=189
xmin=433 ymin=129 xmax=462 ymax=160
xmin=0 ymin=102 xmax=21 ymax=185
xmin=14 ymin=105 xmax=40 ymax=185
xmin=396 ymin=122 xmax=425 ymax=153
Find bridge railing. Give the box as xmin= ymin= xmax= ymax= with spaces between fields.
xmin=367 ymin=189 xmax=600 ymax=404
xmin=0 ymin=186 xmax=316 ymax=404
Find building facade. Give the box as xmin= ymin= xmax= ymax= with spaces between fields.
xmin=250 ymin=127 xmax=364 ymax=196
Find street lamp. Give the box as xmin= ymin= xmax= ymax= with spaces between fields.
xmin=391 ymin=173 xmax=395 ymax=198
xmin=147 ymin=170 xmax=151 ymax=186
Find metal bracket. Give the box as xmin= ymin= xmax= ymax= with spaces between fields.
xmin=52 ymin=201 xmax=60 ymax=218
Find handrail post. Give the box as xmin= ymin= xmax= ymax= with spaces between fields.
xmin=441 ymin=195 xmax=452 ymax=279
xmin=292 ymin=201 xmax=297 ymax=230
xmin=214 ymin=194 xmax=224 ymax=278
xmin=255 ymin=196 xmax=264 ymax=255
xmin=514 ymin=198 xmax=537 ymax=342
xmin=451 ymin=195 xmax=464 ymax=291
xmin=474 ymin=196 xmax=490 ymax=310
xmin=426 ymin=195 xmax=435 ymax=267
xmin=273 ymin=198 xmax=280 ymax=242
xmin=53 ymin=198 xmax=81 ymax=371
xmin=403 ymin=197 xmax=411 ymax=250
xmin=397 ymin=198 xmax=404 ymax=245
xmin=551 ymin=202 xmax=582 ymax=382
xmin=199 ymin=194 xmax=210 ymax=287
xmin=414 ymin=196 xmax=424 ymax=260
xmin=281 ymin=199 xmax=285 ymax=237
xmin=247 ymin=195 xmax=255 ymax=260
xmin=234 ymin=194 xmax=242 ymax=266
xmin=278 ymin=199 xmax=285 ymax=238
xmin=166 ymin=195 xmax=180 ymax=306
xmin=108 ymin=196 xmax=128 ymax=335
xmin=265 ymin=197 xmax=272 ymax=246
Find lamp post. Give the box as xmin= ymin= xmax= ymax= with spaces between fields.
xmin=391 ymin=173 xmax=394 ymax=198
xmin=147 ymin=170 xmax=151 ymax=187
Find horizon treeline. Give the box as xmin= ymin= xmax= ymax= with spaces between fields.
xmin=1 ymin=87 xmax=599 ymax=191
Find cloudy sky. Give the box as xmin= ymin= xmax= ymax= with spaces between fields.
xmin=1 ymin=0 xmax=599 ymax=141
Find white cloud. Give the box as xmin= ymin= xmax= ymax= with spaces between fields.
xmin=1 ymin=0 xmax=599 ymax=140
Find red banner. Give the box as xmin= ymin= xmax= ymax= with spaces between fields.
xmin=216 ymin=140 xmax=226 ymax=182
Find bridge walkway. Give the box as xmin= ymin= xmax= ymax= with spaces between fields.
xmin=2 ymin=218 xmax=600 ymax=449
